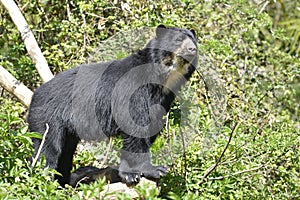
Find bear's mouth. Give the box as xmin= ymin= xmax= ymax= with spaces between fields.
xmin=160 ymin=52 xmax=196 ymax=76
xmin=176 ymin=53 xmax=196 ymax=64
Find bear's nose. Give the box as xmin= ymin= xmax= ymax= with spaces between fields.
xmin=185 ymin=40 xmax=197 ymax=55
xmin=188 ymin=46 xmax=197 ymax=54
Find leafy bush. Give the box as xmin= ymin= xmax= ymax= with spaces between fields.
xmin=0 ymin=0 xmax=299 ymax=199
xmin=0 ymin=98 xmax=69 ymax=198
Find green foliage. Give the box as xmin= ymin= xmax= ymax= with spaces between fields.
xmin=0 ymin=0 xmax=299 ymax=199
xmin=264 ymin=0 xmax=300 ymax=55
xmin=0 ymin=98 xmax=70 ymax=199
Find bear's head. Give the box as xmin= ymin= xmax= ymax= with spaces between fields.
xmin=145 ymin=25 xmax=198 ymax=93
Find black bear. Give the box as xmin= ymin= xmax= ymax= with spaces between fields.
xmin=27 ymin=25 xmax=198 ymax=186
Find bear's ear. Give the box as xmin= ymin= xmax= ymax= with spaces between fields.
xmin=156 ymin=24 xmax=167 ymax=37
xmin=190 ymin=29 xmax=196 ymax=38
xmin=157 ymin=24 xmax=166 ymax=29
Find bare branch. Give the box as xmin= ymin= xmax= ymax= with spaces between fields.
xmin=180 ymin=126 xmax=187 ymax=180
xmin=199 ymin=122 xmax=238 ymax=185
xmin=259 ymin=1 xmax=269 ymax=14
xmin=31 ymin=123 xmax=49 ymax=168
xmin=166 ymin=112 xmax=176 ymax=171
xmin=1 ymin=0 xmax=54 ymax=83
xmin=0 ymin=65 xmax=33 ymax=107
xmin=100 ymin=137 xmax=113 ymax=168
xmin=208 ymin=165 xmax=265 ymax=181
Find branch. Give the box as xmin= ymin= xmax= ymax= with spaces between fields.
xmin=31 ymin=123 xmax=49 ymax=168
xmin=199 ymin=122 xmax=238 ymax=185
xmin=180 ymin=127 xmax=187 ymax=180
xmin=258 ymin=0 xmax=269 ymax=14
xmin=208 ymin=165 xmax=265 ymax=181
xmin=0 ymin=65 xmax=33 ymax=107
xmin=100 ymin=137 xmax=113 ymax=168
xmin=1 ymin=0 xmax=54 ymax=83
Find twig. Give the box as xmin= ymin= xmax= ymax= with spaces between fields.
xmin=100 ymin=137 xmax=113 ymax=167
xmin=66 ymin=0 xmax=72 ymax=21
xmin=195 ymin=68 xmax=212 ymax=117
xmin=195 ymin=69 xmax=209 ymax=92
xmin=255 ymin=87 xmax=274 ymax=107
xmin=1 ymin=87 xmax=4 ymax=97
xmin=259 ymin=0 xmax=269 ymax=14
xmin=74 ymin=176 xmax=89 ymax=189
xmin=199 ymin=122 xmax=238 ymax=185
xmin=166 ymin=112 xmax=175 ymax=171
xmin=31 ymin=123 xmax=49 ymax=168
xmin=208 ymin=165 xmax=265 ymax=181
xmin=179 ymin=127 xmax=187 ymax=181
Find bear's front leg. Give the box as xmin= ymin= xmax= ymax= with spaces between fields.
xmin=119 ymin=135 xmax=168 ymax=186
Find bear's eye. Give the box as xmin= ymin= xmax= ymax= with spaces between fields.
xmin=175 ymin=35 xmax=184 ymax=42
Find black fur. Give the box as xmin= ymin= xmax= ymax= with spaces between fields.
xmin=28 ymin=25 xmax=198 ymax=186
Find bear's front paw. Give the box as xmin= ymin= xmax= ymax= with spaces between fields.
xmin=142 ymin=165 xmax=169 ymax=180
xmin=118 ymin=170 xmax=142 ymax=186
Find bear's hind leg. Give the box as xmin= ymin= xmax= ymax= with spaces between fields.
xmin=33 ymin=125 xmax=79 ymax=187
xmin=55 ymin=131 xmax=79 ymax=186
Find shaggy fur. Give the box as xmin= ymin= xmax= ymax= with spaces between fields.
xmin=28 ymin=25 xmax=198 ymax=186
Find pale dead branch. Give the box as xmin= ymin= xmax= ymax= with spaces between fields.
xmin=0 ymin=65 xmax=33 ymax=107
xmin=31 ymin=123 xmax=49 ymax=168
xmin=1 ymin=0 xmax=53 ymax=83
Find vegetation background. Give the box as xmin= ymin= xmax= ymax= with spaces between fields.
xmin=0 ymin=0 xmax=299 ymax=199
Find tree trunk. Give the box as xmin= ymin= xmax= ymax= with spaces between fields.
xmin=1 ymin=0 xmax=54 ymax=83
